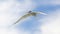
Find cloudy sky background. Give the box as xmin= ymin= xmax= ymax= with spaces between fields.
xmin=0 ymin=0 xmax=60 ymax=34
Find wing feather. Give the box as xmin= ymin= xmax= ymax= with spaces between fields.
xmin=9 ymin=11 xmax=47 ymax=27
xmin=37 ymin=12 xmax=47 ymax=15
xmin=12 ymin=13 xmax=32 ymax=25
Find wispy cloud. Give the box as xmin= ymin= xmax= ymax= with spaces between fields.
xmin=0 ymin=0 xmax=60 ymax=34
xmin=0 ymin=0 xmax=36 ymax=34
xmin=32 ymin=0 xmax=60 ymax=34
xmin=40 ymin=8 xmax=60 ymax=34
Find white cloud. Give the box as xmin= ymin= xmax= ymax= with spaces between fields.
xmin=40 ymin=9 xmax=60 ymax=34
xmin=0 ymin=0 xmax=36 ymax=34
xmin=50 ymin=0 xmax=60 ymax=5
xmin=0 ymin=28 xmax=19 ymax=34
xmin=0 ymin=0 xmax=35 ymax=27
xmin=37 ymin=0 xmax=60 ymax=5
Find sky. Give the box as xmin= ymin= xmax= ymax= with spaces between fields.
xmin=0 ymin=0 xmax=60 ymax=34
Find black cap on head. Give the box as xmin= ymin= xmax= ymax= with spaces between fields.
xmin=28 ymin=11 xmax=32 ymax=13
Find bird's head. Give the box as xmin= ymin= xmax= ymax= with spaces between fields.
xmin=28 ymin=11 xmax=32 ymax=13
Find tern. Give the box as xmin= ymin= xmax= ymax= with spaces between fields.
xmin=11 ymin=11 xmax=47 ymax=26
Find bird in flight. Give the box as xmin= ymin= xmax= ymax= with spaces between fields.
xmin=11 ymin=11 xmax=47 ymax=26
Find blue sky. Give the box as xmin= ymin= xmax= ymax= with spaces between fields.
xmin=0 ymin=0 xmax=60 ymax=34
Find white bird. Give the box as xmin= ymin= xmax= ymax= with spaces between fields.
xmin=11 ymin=11 xmax=47 ymax=27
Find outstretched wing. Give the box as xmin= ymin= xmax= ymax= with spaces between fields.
xmin=37 ymin=12 xmax=47 ymax=15
xmin=12 ymin=12 xmax=47 ymax=26
xmin=12 ymin=13 xmax=32 ymax=26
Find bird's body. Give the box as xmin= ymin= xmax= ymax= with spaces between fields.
xmin=11 ymin=11 xmax=47 ymax=26
xmin=12 ymin=12 xmax=37 ymax=25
